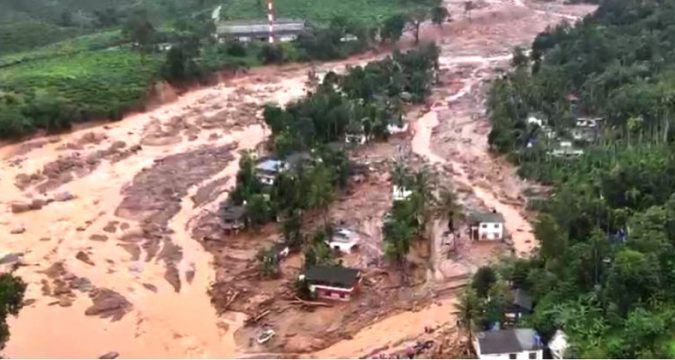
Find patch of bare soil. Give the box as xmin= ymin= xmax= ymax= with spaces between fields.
xmin=14 ymin=141 xmax=141 ymax=192
xmin=115 ymin=143 xmax=238 ymax=291
xmin=85 ymin=288 xmax=132 ymax=321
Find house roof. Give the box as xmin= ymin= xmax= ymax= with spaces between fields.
xmin=512 ymin=288 xmax=533 ymax=311
xmin=285 ymin=152 xmax=314 ymax=168
xmin=477 ymin=329 xmax=542 ymax=355
xmin=469 ymin=211 xmax=505 ymax=224
xmin=217 ymin=19 xmax=305 ymax=36
xmin=305 ymin=265 xmax=360 ymax=288
xmin=221 ymin=204 xmax=246 ymax=221
xmin=256 ymin=158 xmax=285 ymax=173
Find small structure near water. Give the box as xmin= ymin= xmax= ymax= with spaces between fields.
xmin=469 ymin=210 xmax=505 ymax=241
xmin=300 ymin=265 xmax=361 ymax=301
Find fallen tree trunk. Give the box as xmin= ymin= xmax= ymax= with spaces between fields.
xmin=290 ymin=296 xmax=332 ymax=307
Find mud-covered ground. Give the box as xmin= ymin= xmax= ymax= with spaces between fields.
xmin=0 ymin=0 xmax=594 ymax=357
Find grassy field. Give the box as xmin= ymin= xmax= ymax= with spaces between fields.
xmin=223 ymin=0 xmax=436 ymax=22
xmin=0 ymin=30 xmax=125 ymax=67
xmin=0 ymin=49 xmax=162 ymax=119
xmin=0 ymin=0 xmax=435 ymax=138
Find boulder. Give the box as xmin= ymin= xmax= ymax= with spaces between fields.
xmin=54 ymin=191 xmax=76 ymax=202
xmin=10 ymin=226 xmax=26 ymax=234
xmin=85 ymin=288 xmax=132 ymax=321
xmin=10 ymin=203 xmax=32 ymax=213
xmin=99 ymin=351 xmax=119 ymax=359
xmin=75 ymin=251 xmax=95 ymax=266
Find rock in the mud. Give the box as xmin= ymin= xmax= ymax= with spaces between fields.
xmin=99 ymin=351 xmax=119 ymax=359
xmin=85 ymin=288 xmax=132 ymax=321
xmin=0 ymin=253 xmax=22 ymax=265
xmin=102 ymin=222 xmax=118 ymax=233
xmin=110 ymin=141 xmax=127 ymax=150
xmin=54 ymin=191 xmax=76 ymax=202
xmin=10 ymin=226 xmax=26 ymax=234
xmin=75 ymin=251 xmax=95 ymax=266
xmin=71 ymin=277 xmax=93 ymax=292
xmin=164 ymin=266 xmax=181 ymax=292
xmin=120 ymin=223 xmax=130 ymax=231
xmin=29 ymin=199 xmax=48 ymax=210
xmin=185 ymin=269 xmax=195 ymax=284
xmin=284 ymin=335 xmax=327 ymax=353
xmin=142 ymin=283 xmax=158 ymax=293
xmin=89 ymin=234 xmax=109 ymax=242
xmin=10 ymin=202 xmax=32 ymax=213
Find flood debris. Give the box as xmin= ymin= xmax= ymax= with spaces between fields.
xmin=85 ymin=288 xmax=132 ymax=321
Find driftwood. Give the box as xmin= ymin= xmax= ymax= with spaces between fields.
xmin=223 ymin=291 xmax=240 ymax=311
xmin=253 ymin=309 xmax=271 ymax=322
xmin=290 ymin=296 xmax=332 ymax=307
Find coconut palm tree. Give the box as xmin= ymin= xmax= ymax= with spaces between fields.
xmin=456 ymin=288 xmax=481 ymax=348
xmin=435 ymin=187 xmax=463 ymax=232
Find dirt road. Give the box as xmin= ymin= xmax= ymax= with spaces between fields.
xmin=0 ymin=0 xmax=594 ymax=357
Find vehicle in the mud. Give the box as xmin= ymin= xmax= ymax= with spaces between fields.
xmin=256 ymin=328 xmax=276 ymax=344
xmin=326 ymin=228 xmax=360 ymax=253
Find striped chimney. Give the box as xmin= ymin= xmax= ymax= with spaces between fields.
xmin=267 ymin=0 xmax=275 ymax=43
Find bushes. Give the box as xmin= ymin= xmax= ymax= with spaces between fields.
xmin=0 ymin=21 xmax=81 ymax=55
xmin=0 ymin=49 xmax=161 ymax=138
xmin=258 ymin=44 xmax=287 ymax=64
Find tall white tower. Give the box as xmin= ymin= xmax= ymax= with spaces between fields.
xmin=267 ymin=0 xmax=275 ymax=43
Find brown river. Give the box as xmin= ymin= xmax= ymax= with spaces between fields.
xmin=1 ymin=0 xmax=594 ymax=357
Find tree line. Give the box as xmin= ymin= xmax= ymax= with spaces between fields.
xmin=460 ymin=0 xmax=675 ymax=357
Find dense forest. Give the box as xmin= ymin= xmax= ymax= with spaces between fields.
xmin=226 ymin=45 xmax=440 ymax=277
xmin=0 ymin=0 xmax=442 ymax=139
xmin=461 ymin=0 xmax=675 ymax=357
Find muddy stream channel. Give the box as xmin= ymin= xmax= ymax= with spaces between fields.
xmin=0 ymin=0 xmax=594 ymax=357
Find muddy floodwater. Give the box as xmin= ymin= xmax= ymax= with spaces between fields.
xmin=0 ymin=0 xmax=594 ymax=357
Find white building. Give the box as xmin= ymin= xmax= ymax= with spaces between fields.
xmin=548 ymin=330 xmax=569 ymax=359
xmin=387 ymin=120 xmax=409 ymax=135
xmin=469 ymin=211 xmax=505 ymax=241
xmin=526 ymin=114 xmax=545 ymax=127
xmin=474 ymin=329 xmax=544 ymax=360
xmin=255 ymin=158 xmax=286 ymax=185
xmin=326 ymin=228 xmax=360 ymax=253
xmin=345 ymin=132 xmax=367 ymax=145
xmin=392 ymin=185 xmax=413 ymax=201
xmin=216 ymin=19 xmax=305 ymax=43
xmin=548 ymin=141 xmax=583 ymax=158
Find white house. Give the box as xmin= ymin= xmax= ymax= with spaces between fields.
xmin=345 ymin=132 xmax=367 ymax=145
xmin=526 ymin=114 xmax=545 ymax=127
xmin=255 ymin=158 xmax=286 ymax=185
xmin=469 ymin=211 xmax=505 ymax=241
xmin=474 ymin=329 xmax=544 ymax=360
xmin=387 ymin=120 xmax=409 ymax=135
xmin=548 ymin=141 xmax=583 ymax=158
xmin=392 ymin=185 xmax=413 ymax=201
xmin=548 ymin=330 xmax=569 ymax=359
xmin=326 ymin=228 xmax=360 ymax=253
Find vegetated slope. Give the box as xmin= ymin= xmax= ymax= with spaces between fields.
xmin=467 ymin=0 xmax=675 ymax=358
